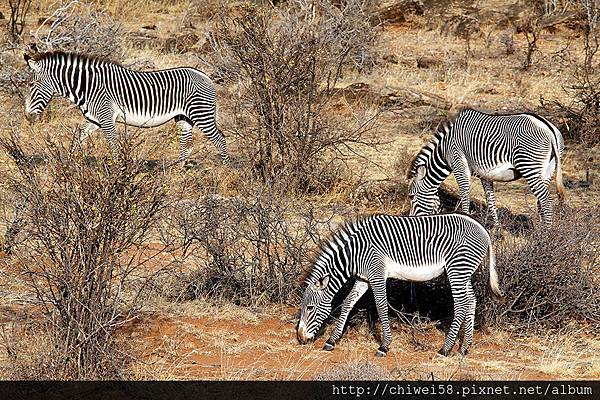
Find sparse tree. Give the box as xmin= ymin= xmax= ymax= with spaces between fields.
xmin=0 ymin=130 xmax=174 ymax=379
xmin=209 ymin=0 xmax=380 ymax=192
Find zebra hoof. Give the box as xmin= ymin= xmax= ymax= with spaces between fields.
xmin=437 ymin=347 xmax=451 ymax=357
xmin=459 ymin=349 xmax=469 ymax=357
xmin=375 ymin=346 xmax=388 ymax=357
xmin=323 ymin=340 xmax=335 ymax=351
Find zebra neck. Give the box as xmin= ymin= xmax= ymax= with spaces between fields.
xmin=315 ymin=250 xmax=351 ymax=292
xmin=418 ymin=132 xmax=452 ymax=185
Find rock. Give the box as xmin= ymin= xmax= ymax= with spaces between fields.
xmin=334 ymin=83 xmax=451 ymax=110
xmin=475 ymin=86 xmax=499 ymax=95
xmin=164 ymin=32 xmax=200 ymax=54
xmin=127 ymin=31 xmax=160 ymax=49
xmin=379 ymin=86 xmax=451 ymax=109
xmin=382 ymin=53 xmax=399 ymax=65
xmin=416 ymin=56 xmax=442 ymax=69
xmin=335 ymin=82 xmax=380 ymax=104
xmin=441 ymin=14 xmax=481 ymax=40
xmin=371 ymin=0 xmax=425 ymax=25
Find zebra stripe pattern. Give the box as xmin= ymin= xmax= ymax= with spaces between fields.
xmin=24 ymin=52 xmax=230 ymax=164
xmin=408 ymin=108 xmax=565 ymax=225
xmin=297 ymin=213 xmax=502 ymax=357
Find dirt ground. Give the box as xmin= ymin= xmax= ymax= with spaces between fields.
xmin=0 ymin=0 xmax=598 ymax=380
xmin=122 ymin=300 xmax=599 ymax=380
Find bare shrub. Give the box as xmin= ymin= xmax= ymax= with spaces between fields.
xmin=163 ymin=191 xmax=341 ymax=306
xmin=7 ymin=0 xmax=31 ymax=43
xmin=32 ymin=2 xmax=124 ymax=59
xmin=314 ymin=362 xmax=392 ymax=380
xmin=441 ymin=14 xmax=481 ymax=59
xmin=209 ymin=0 xmax=380 ymax=192
xmin=516 ymin=12 xmax=543 ymax=69
xmin=499 ymin=30 xmax=516 ymax=55
xmin=0 ymin=51 xmax=29 ymax=97
xmin=542 ymin=1 xmax=600 ymax=145
xmin=0 ymin=130 xmax=172 ymax=379
xmin=479 ymin=206 xmax=600 ymax=331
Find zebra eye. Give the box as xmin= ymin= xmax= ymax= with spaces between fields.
xmin=306 ymin=305 xmax=315 ymax=313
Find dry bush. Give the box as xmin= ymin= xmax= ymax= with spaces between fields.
xmin=479 ymin=206 xmax=600 ymax=332
xmin=209 ymin=0 xmax=380 ymax=193
xmin=7 ymin=0 xmax=31 ymax=43
xmin=0 ymin=50 xmax=29 ymax=97
xmin=516 ymin=12 xmax=543 ymax=69
xmin=314 ymin=362 xmax=392 ymax=380
xmin=499 ymin=30 xmax=516 ymax=55
xmin=0 ymin=130 xmax=173 ymax=379
xmin=162 ymin=191 xmax=341 ymax=306
xmin=31 ymin=1 xmax=124 ymax=59
xmin=541 ymin=1 xmax=600 ymax=145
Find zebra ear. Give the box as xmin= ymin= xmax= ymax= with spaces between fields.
xmin=24 ymin=54 xmax=39 ymax=70
xmin=313 ymin=275 xmax=330 ymax=290
xmin=416 ymin=165 xmax=427 ymax=180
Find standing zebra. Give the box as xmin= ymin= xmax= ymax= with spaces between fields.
xmin=408 ymin=108 xmax=565 ymax=225
xmin=297 ymin=213 xmax=503 ymax=357
xmin=23 ymin=52 xmax=230 ymax=164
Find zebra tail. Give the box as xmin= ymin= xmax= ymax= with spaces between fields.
xmin=488 ymin=243 xmax=503 ymax=299
xmin=550 ymin=130 xmax=566 ymax=204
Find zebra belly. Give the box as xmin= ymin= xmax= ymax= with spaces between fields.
xmin=384 ymin=257 xmax=445 ymax=282
xmin=476 ymin=162 xmax=520 ymax=182
xmin=115 ymin=110 xmax=181 ymax=128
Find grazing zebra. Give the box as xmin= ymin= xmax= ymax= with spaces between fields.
xmin=408 ymin=108 xmax=565 ymax=226
xmin=23 ymin=51 xmax=230 ymax=164
xmin=297 ymin=213 xmax=503 ymax=357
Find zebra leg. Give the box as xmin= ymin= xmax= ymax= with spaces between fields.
xmin=480 ymin=179 xmax=499 ymax=226
xmin=459 ymin=281 xmax=477 ymax=356
xmin=368 ymin=265 xmax=391 ymax=357
xmin=324 ymin=279 xmax=369 ymax=351
xmin=188 ymin=103 xmax=230 ymax=165
xmin=100 ymin=123 xmax=119 ymax=158
xmin=79 ymin=122 xmax=99 ymax=142
xmin=439 ymin=269 xmax=471 ymax=356
xmin=452 ymin=161 xmax=472 ymax=214
xmin=525 ymin=176 xmax=552 ymax=225
xmin=176 ymin=120 xmax=193 ymax=163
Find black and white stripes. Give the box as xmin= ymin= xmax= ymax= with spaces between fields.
xmin=24 ymin=51 xmax=229 ymax=164
xmin=408 ymin=108 xmax=565 ymax=225
xmin=297 ymin=213 xmax=502 ymax=357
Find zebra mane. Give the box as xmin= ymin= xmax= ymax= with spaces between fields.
xmin=299 ymin=216 xmax=373 ymax=285
xmin=29 ymin=51 xmax=121 ymax=66
xmin=407 ymin=119 xmax=452 ymax=179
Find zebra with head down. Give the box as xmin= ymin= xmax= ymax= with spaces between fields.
xmin=297 ymin=213 xmax=503 ymax=357
xmin=407 ymin=108 xmax=565 ymax=226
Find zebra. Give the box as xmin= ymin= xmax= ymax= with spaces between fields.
xmin=297 ymin=213 xmax=503 ymax=357
xmin=23 ymin=51 xmax=230 ymax=164
xmin=407 ymin=108 xmax=565 ymax=226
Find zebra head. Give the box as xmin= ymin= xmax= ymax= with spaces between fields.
xmin=24 ymin=54 xmax=55 ymax=122
xmin=408 ymin=164 xmax=440 ymax=216
xmin=297 ymin=274 xmax=333 ymax=344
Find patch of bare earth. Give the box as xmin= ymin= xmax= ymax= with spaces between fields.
xmin=122 ymin=302 xmax=599 ymax=380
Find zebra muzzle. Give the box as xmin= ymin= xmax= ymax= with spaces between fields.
xmin=296 ymin=326 xmax=312 ymax=344
xmin=24 ymin=112 xmax=40 ymax=123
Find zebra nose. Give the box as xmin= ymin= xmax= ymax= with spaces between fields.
xmin=297 ymin=326 xmax=309 ymax=344
xmin=297 ymin=326 xmax=306 ymax=343
xmin=25 ymin=112 xmax=39 ymax=123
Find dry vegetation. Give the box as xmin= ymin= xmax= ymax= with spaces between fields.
xmin=0 ymin=0 xmax=598 ymax=380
